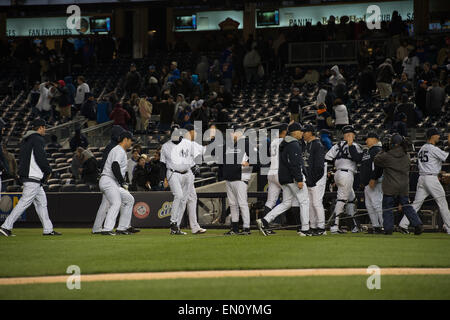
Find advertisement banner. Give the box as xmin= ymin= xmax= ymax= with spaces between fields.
xmin=0 ymin=193 xmax=25 ymax=222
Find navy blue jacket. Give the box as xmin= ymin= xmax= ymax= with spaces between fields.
xmin=278 ymin=135 xmax=304 ymax=185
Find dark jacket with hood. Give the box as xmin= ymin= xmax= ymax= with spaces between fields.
xmin=81 ymin=149 xmax=99 ymax=185
xmin=278 ymin=135 xmax=304 ymax=185
xmin=18 ymin=130 xmax=52 ymax=183
xmin=64 ymin=76 xmax=76 ymax=105
xmin=303 ymin=138 xmax=325 ymax=187
xmin=359 ymin=142 xmax=383 ymax=186
xmin=101 ymin=125 xmax=125 ymax=170
xmin=374 ymin=145 xmax=410 ymax=196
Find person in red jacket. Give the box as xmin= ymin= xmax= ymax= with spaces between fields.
xmin=109 ymin=103 xmax=131 ymax=130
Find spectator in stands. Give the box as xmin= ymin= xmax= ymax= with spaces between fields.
xmin=147 ymin=76 xmax=160 ymax=101
xmin=391 ymin=112 xmax=408 ymax=137
xmin=96 ymin=95 xmax=112 ymax=124
xmin=71 ymin=147 xmax=84 ymax=180
xmin=75 ymin=76 xmax=89 ymax=112
xmin=415 ymin=80 xmax=428 ymax=115
xmin=392 ymin=73 xmax=414 ymax=96
xmin=159 ymin=94 xmax=175 ymax=133
xmin=358 ymin=65 xmax=376 ymax=102
xmin=316 ymin=103 xmax=333 ymax=150
xmin=69 ymin=127 xmax=89 ymax=152
xmin=332 ymin=98 xmax=349 ymax=131
xmin=196 ymin=56 xmax=209 ymax=83
xmin=217 ymin=85 xmax=232 ymax=109
xmin=402 ymin=50 xmax=420 ymax=80
xmin=288 ymin=87 xmax=304 ymax=122
xmin=175 ymin=94 xmax=188 ymax=119
xmin=329 ymin=65 xmax=345 ymax=88
xmin=47 ymin=135 xmax=62 ymax=149
xmin=191 ymin=74 xmax=203 ymax=97
xmin=132 ymin=156 xmax=151 ymax=191
xmin=168 ymin=61 xmax=180 ymax=82
xmin=148 ymin=149 xmax=167 ymax=191
xmin=383 ymin=94 xmax=397 ymax=129
xmin=222 ymin=61 xmax=233 ymax=93
xmin=396 ymin=94 xmax=417 ymax=131
xmin=137 ymin=95 xmax=152 ymax=133
xmin=109 ymin=103 xmax=131 ymax=130
xmin=208 ymin=59 xmax=222 ymax=92
xmin=80 ymin=149 xmax=98 ymax=187
xmin=64 ymin=76 xmax=76 ymax=108
xmin=124 ymin=63 xmax=142 ymax=97
xmin=243 ymin=42 xmax=261 ymax=84
xmin=445 ymin=75 xmax=450 ymax=96
xmin=127 ymin=148 xmax=140 ymax=183
xmin=437 ymin=37 xmax=450 ymax=66
xmin=2 ymin=144 xmax=17 ymax=180
xmin=299 ymin=68 xmax=320 ymax=85
xmin=292 ymin=67 xmax=304 ymax=86
xmin=396 ymin=41 xmax=410 ymax=67
xmin=376 ymin=58 xmax=395 ymax=99
xmin=27 ymin=82 xmax=41 ymax=117
xmin=81 ymin=93 xmax=97 ymax=128
xmin=191 ymin=100 xmax=210 ymax=132
xmin=35 ymin=81 xmax=53 ymax=121
xmin=426 ymin=78 xmax=446 ymax=116
xmin=419 ymin=62 xmax=436 ymax=83
xmin=146 ymin=65 xmax=160 ymax=86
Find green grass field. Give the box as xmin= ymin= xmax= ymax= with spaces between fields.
xmin=1 ymin=228 xmax=450 ymax=299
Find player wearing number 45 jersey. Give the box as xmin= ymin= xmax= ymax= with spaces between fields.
xmin=399 ymin=128 xmax=450 ymax=234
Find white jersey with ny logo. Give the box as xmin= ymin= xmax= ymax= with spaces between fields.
xmin=325 ymin=141 xmax=362 ymax=173
xmin=417 ymin=143 xmax=449 ymax=175
xmin=161 ymin=138 xmax=194 ymax=172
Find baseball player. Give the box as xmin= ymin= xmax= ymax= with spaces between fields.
xmin=92 ymin=125 xmax=140 ymax=234
xmin=399 ymin=128 xmax=450 ymax=234
xmin=325 ymin=125 xmax=364 ymax=234
xmin=0 ymin=118 xmax=10 ymax=198
xmin=263 ymin=123 xmax=288 ymax=234
xmin=302 ymin=124 xmax=327 ymax=236
xmin=179 ymin=124 xmax=207 ymax=234
xmin=160 ymin=125 xmax=197 ymax=235
xmin=0 ymin=119 xmax=61 ymax=237
xmin=257 ymin=123 xmax=311 ymax=236
xmin=100 ymin=131 xmax=135 ymax=235
xmin=360 ymin=132 xmax=384 ymax=234
xmin=221 ymin=126 xmax=253 ymax=235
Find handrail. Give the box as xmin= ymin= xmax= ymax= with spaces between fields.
xmin=81 ymin=120 xmax=114 ymax=134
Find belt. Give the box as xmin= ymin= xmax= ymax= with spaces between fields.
xmin=337 ymin=169 xmax=352 ymax=173
xmin=170 ymin=168 xmax=188 ymax=174
xmin=420 ymin=173 xmax=438 ymax=176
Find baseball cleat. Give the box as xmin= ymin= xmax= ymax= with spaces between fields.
xmin=43 ymin=231 xmax=62 ymax=236
xmin=238 ymin=228 xmax=251 ymax=235
xmin=170 ymin=229 xmax=187 ymax=235
xmin=256 ymin=219 xmax=268 ymax=236
xmin=351 ymin=226 xmax=360 ymax=233
xmin=266 ymin=229 xmax=276 ymax=235
xmin=224 ymin=230 xmax=237 ymax=235
xmin=91 ymin=231 xmax=102 ymax=235
xmin=374 ymin=227 xmax=383 ymax=234
xmin=330 ymin=225 xmax=346 ymax=234
xmin=414 ymin=225 xmax=423 ymax=235
xmin=398 ymin=227 xmax=410 ymax=234
xmin=313 ymin=228 xmax=327 ymax=236
xmin=127 ymin=227 xmax=140 ymax=233
xmin=297 ymin=230 xmax=312 ymax=237
xmin=101 ymin=231 xmax=116 ymax=236
xmin=193 ymin=228 xmax=207 ymax=234
xmin=116 ymin=229 xmax=132 ymax=235
xmin=0 ymin=227 xmax=13 ymax=237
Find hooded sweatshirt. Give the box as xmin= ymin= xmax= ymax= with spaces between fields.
xmin=329 ymin=65 xmax=345 ymax=87
xmin=374 ymin=145 xmax=410 ymax=196
xmin=278 ymin=135 xmax=305 ymax=185
xmin=81 ymin=149 xmax=99 ymax=184
xmin=18 ymin=130 xmax=52 ymax=183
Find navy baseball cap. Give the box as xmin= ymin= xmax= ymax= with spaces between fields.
xmin=302 ymin=124 xmax=315 ymax=133
xmin=426 ymin=127 xmax=440 ymax=139
xmin=366 ymin=132 xmax=379 ymax=140
xmin=342 ymin=125 xmax=355 ymax=134
xmin=288 ymin=122 xmax=303 ymax=133
xmin=391 ymin=133 xmax=403 ymax=146
xmin=184 ymin=124 xmax=195 ymax=131
xmin=32 ymin=119 xmax=46 ymax=128
xmin=278 ymin=123 xmax=288 ymax=132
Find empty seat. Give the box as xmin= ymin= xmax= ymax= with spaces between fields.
xmin=60 ymin=173 xmax=72 ymax=179
xmin=6 ymin=185 xmax=21 ymax=192
xmin=48 ymin=184 xmax=62 ymax=192
xmin=75 ymin=184 xmax=91 ymax=192
xmin=61 ymin=185 xmax=76 ymax=192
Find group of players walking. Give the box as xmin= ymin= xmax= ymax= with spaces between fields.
xmin=1 ymin=118 xmax=449 ymax=237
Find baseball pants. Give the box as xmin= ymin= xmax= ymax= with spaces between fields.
xmin=309 ymin=170 xmax=327 ymax=229
xmin=1 ymin=182 xmax=53 ymax=233
xmin=331 ymin=170 xmax=356 ymax=231
xmin=364 ymin=183 xmax=383 ymax=228
xmin=399 ymin=175 xmax=450 ymax=233
xmin=226 ymin=180 xmax=250 ymax=229
xmin=167 ymin=170 xmax=190 ymax=226
xmin=177 ymin=171 xmax=203 ymax=233
xmin=100 ymin=176 xmax=134 ymax=232
xmin=264 ymin=182 xmax=310 ymax=231
xmin=265 ymin=174 xmax=281 ymax=209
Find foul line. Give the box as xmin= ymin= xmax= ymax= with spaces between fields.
xmin=1 ymin=268 xmax=450 ymax=285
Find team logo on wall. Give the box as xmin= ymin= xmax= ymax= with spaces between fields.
xmin=133 ymin=202 xmax=150 ymax=219
xmin=158 ymin=201 xmax=173 ymax=219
